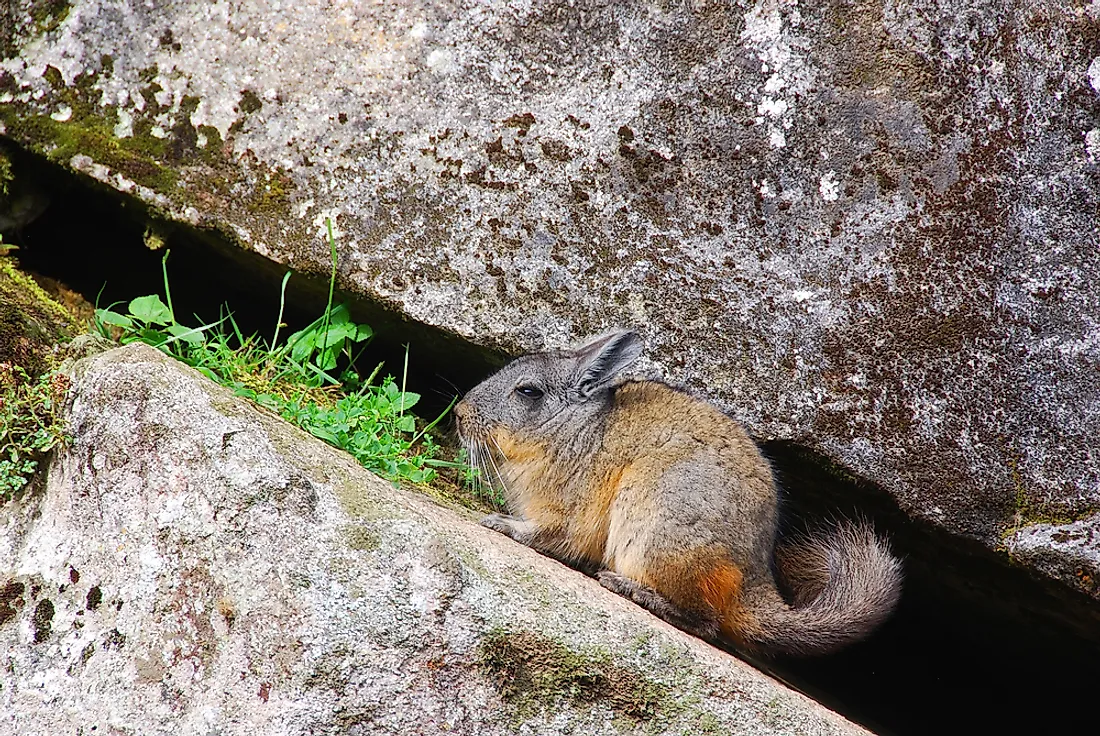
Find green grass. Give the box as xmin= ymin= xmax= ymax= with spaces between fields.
xmin=0 ymin=363 xmax=69 ymax=499
xmin=93 ymin=219 xmax=476 ymax=489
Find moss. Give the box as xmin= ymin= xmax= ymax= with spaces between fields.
xmin=1 ymin=59 xmax=310 ymax=265
xmin=2 ymin=62 xmax=176 ymax=190
xmin=3 ymin=112 xmax=177 ymax=191
xmin=0 ymin=259 xmax=73 ymax=327
xmin=342 ymin=524 xmax=380 ymax=552
xmin=136 ymin=64 xmax=159 ymax=85
xmin=228 ymin=89 xmax=263 ymax=135
xmin=138 ymin=81 xmax=164 ymax=115
xmin=196 ymin=124 xmax=223 ymax=150
xmin=692 ymin=711 xmax=726 ymax=735
xmin=1000 ymin=455 xmax=1100 ymax=544
xmin=0 ymin=257 xmax=79 ymax=376
xmin=453 ymin=547 xmax=489 ymax=579
xmin=477 ymin=628 xmax=668 ymax=721
xmin=0 ymin=61 xmax=205 ymax=193
xmin=251 ymin=167 xmax=293 ymax=215
xmin=238 ymin=89 xmax=263 ymax=115
xmin=41 ymin=65 xmax=107 ymax=125
xmin=0 ymin=149 xmax=12 ymax=197
xmin=29 ymin=0 xmax=71 ymax=36
xmin=42 ymin=64 xmax=64 ymax=91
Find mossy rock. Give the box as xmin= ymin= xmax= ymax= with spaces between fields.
xmin=478 ymin=628 xmax=670 ymax=721
xmin=0 ymin=256 xmax=80 ymax=375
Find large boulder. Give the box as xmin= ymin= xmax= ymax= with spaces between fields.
xmin=0 ymin=2 xmax=1097 ymax=593
xmin=0 ymin=343 xmax=868 ymax=735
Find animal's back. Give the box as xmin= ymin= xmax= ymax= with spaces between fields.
xmin=595 ymin=380 xmax=778 ymax=573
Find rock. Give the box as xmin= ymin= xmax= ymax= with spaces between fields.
xmin=0 ymin=343 xmax=868 ymax=735
xmin=0 ymin=1 xmax=1097 ymax=595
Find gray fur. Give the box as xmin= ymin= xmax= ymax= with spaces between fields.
xmin=752 ymin=523 xmax=904 ymax=656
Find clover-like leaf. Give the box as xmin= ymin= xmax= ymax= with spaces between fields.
xmin=129 ymin=295 xmax=173 ymax=325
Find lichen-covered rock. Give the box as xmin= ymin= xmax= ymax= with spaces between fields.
xmin=0 ymin=1 xmax=1097 ymax=594
xmin=0 ymin=344 xmax=867 ymax=735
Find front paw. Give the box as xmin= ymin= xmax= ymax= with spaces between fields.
xmin=596 ymin=570 xmax=632 ymax=595
xmin=480 ymin=513 xmax=519 ymax=537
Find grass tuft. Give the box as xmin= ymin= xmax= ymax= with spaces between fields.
xmin=92 ymin=219 xmax=473 ymax=487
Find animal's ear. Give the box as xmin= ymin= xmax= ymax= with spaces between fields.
xmin=571 ymin=329 xmax=643 ymax=399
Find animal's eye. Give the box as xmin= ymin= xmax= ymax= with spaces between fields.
xmin=515 ymin=384 xmax=544 ymax=400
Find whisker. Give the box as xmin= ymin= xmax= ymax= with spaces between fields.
xmin=435 ymin=374 xmax=463 ymax=395
xmin=486 ymin=435 xmax=509 ymax=496
xmin=472 ymin=441 xmax=491 ymax=488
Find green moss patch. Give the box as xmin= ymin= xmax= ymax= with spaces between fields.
xmin=0 ymin=149 xmax=13 ymax=196
xmin=1 ymin=58 xmax=315 ymax=274
xmin=478 ymin=628 xmax=668 ymax=721
xmin=0 ymin=257 xmax=78 ymax=375
xmin=0 ymin=62 xmax=183 ymax=192
xmin=29 ymin=0 xmax=72 ymax=37
xmin=342 ymin=524 xmax=381 ymax=552
xmin=1000 ymin=455 xmax=1100 ymax=543
xmin=5 ymin=112 xmax=178 ymax=191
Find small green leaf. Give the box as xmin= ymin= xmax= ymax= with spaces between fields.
xmin=328 ymin=304 xmax=351 ymax=324
xmin=396 ymin=392 xmax=421 ymax=411
xmin=129 ymin=295 xmax=173 ymax=325
xmin=317 ymin=347 xmax=339 ymax=371
xmin=96 ymin=309 xmax=133 ymax=328
xmin=255 ymin=394 xmax=283 ymax=411
xmin=195 ymin=367 xmax=221 ymax=381
xmin=309 ymin=426 xmax=339 ymax=443
xmin=396 ymin=415 xmax=416 ymax=433
xmin=167 ymin=323 xmax=206 ymax=345
xmin=290 ymin=332 xmax=317 ymax=363
xmin=315 ymin=325 xmax=356 ymax=349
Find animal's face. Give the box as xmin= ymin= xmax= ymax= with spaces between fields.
xmin=455 ymin=330 xmax=643 ymax=475
xmin=454 ymin=352 xmax=576 ymax=449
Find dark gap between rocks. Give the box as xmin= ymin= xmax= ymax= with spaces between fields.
xmin=2 ymin=142 xmax=508 ymax=419
xmin=757 ymin=441 xmax=1100 ymax=736
xmin=6 ymin=142 xmax=1099 ymax=736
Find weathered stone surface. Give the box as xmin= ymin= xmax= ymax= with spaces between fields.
xmin=0 ymin=343 xmax=867 ymax=735
xmin=0 ymin=1 xmax=1097 ymax=593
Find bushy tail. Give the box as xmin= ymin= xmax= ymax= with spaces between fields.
xmin=737 ymin=524 xmax=903 ymax=657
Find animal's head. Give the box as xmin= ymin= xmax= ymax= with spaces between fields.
xmin=455 ymin=329 xmax=643 ymax=461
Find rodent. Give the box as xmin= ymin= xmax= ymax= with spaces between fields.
xmin=455 ymin=329 xmax=902 ymax=657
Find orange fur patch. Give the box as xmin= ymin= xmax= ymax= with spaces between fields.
xmin=582 ymin=464 xmax=625 ymax=527
xmin=696 ymin=562 xmax=759 ymax=646
xmin=698 ymin=561 xmax=743 ymax=613
xmin=491 ymin=428 xmax=548 ymax=463
xmin=563 ymin=465 xmax=625 ymax=563
xmin=644 ymin=554 xmax=756 ymax=645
